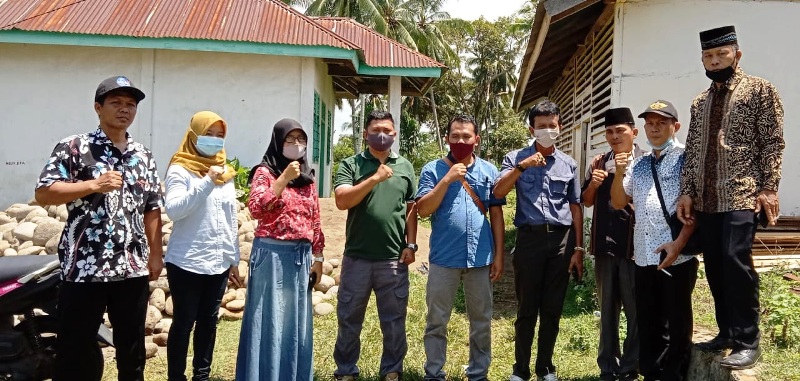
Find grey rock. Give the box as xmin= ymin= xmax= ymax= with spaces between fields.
xmin=6 ymin=204 xmax=37 ymax=220
xmin=328 ymin=258 xmax=341 ymax=268
xmin=149 ymin=278 xmax=170 ymax=294
xmin=322 ymin=261 xmax=334 ymax=276
xmin=33 ymin=220 xmax=64 ymax=246
xmin=145 ymin=343 xmax=158 ymax=359
xmin=3 ymin=248 xmax=17 ymax=256
xmin=239 ymin=242 xmax=252 ymax=263
xmin=313 ymin=303 xmax=334 ymax=316
xmin=153 ymin=333 xmax=169 ymax=347
xmin=155 ymin=318 xmax=172 ymax=334
xmin=0 ymin=240 xmax=10 ymax=252
xmin=314 ymin=274 xmax=335 ymax=293
xmin=144 ymin=306 xmax=162 ymax=335
xmin=45 ymin=235 xmax=60 ymax=254
xmin=12 ymin=222 xmax=37 ymax=243
xmin=18 ymin=246 xmax=44 ymax=256
xmin=225 ymin=299 xmax=245 ymax=311
xmin=18 ymin=241 xmax=33 ymax=250
xmin=149 ymin=288 xmax=166 ymax=311
xmin=0 ymin=213 xmax=15 ymax=225
xmin=22 ymin=207 xmax=48 ymax=222
xmin=165 ymin=296 xmax=173 ymax=316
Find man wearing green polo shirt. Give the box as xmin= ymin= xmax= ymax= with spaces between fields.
xmin=332 ymin=110 xmax=418 ymax=381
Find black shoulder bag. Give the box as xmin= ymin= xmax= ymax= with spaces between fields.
xmin=650 ymin=156 xmax=702 ymax=255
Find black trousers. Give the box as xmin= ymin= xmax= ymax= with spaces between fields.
xmin=595 ymin=253 xmax=638 ymax=378
xmin=511 ymin=226 xmax=573 ymax=379
xmin=165 ymin=263 xmax=229 ymax=381
xmin=697 ymin=210 xmax=760 ymax=349
xmin=54 ymin=276 xmax=149 ymax=381
xmin=636 ymin=258 xmax=698 ymax=381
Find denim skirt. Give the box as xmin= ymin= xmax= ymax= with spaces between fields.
xmin=235 ymin=237 xmax=313 ymax=381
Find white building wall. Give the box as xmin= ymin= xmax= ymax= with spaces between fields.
xmin=0 ymin=43 xmax=329 ymax=207
xmin=614 ymin=0 xmax=800 ymax=215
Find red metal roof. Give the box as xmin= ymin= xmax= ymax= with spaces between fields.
xmin=0 ymin=0 xmax=359 ymax=50
xmin=314 ymin=17 xmax=445 ymax=69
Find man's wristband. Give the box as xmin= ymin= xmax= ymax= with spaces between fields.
xmin=514 ymin=164 xmax=525 ymax=172
xmin=573 ymin=246 xmax=586 ymax=253
xmin=312 ymin=256 xmax=324 ymax=263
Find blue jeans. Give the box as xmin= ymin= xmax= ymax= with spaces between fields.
xmin=423 ymin=264 xmax=492 ymax=381
xmin=333 ymin=256 xmax=409 ymax=378
xmin=235 ymin=238 xmax=313 ymax=381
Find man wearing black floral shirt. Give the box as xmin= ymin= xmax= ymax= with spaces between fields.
xmin=35 ymin=76 xmax=164 ymax=381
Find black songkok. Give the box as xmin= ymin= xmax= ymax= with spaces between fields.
xmin=700 ymin=26 xmax=737 ymax=50
xmin=604 ymin=107 xmax=635 ymax=127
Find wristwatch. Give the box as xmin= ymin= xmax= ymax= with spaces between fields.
xmin=312 ymin=256 xmax=324 ymax=263
xmin=573 ymin=246 xmax=586 ymax=253
xmin=406 ymin=243 xmax=419 ymax=253
xmin=514 ymin=163 xmax=525 ymax=172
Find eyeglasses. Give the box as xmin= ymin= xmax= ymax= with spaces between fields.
xmin=285 ymin=136 xmax=307 ymax=144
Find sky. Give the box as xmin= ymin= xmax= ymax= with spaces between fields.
xmin=332 ymin=0 xmax=528 ymax=141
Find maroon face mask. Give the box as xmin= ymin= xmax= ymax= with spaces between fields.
xmin=450 ymin=142 xmax=475 ymax=161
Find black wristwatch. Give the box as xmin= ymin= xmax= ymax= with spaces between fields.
xmin=515 ymin=163 xmax=525 ymax=172
xmin=406 ymin=243 xmax=419 ymax=253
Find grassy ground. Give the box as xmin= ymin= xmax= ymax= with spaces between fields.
xmin=101 ymin=266 xmax=800 ymax=381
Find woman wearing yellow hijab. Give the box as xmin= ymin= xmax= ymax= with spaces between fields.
xmin=163 ymin=111 xmax=242 ymax=381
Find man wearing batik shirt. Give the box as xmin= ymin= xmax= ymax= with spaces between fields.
xmin=35 ymin=76 xmax=164 ymax=381
xmin=677 ymin=25 xmax=785 ymax=370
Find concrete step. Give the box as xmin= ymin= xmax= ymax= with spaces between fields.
xmin=688 ymin=327 xmax=761 ymax=381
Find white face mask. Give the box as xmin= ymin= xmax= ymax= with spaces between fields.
xmin=283 ymin=144 xmax=306 ymax=160
xmin=533 ymin=128 xmax=559 ymax=148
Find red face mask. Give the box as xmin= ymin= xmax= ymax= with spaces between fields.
xmin=450 ymin=142 xmax=475 ymax=161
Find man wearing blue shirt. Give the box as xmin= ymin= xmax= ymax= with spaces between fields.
xmin=416 ymin=115 xmax=505 ymax=381
xmin=494 ymin=101 xmax=584 ymax=381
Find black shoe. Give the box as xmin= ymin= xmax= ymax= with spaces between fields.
xmin=719 ymin=347 xmax=762 ymax=370
xmin=618 ymin=372 xmax=639 ymax=381
xmin=694 ymin=335 xmax=734 ymax=352
xmin=598 ymin=375 xmax=615 ymax=381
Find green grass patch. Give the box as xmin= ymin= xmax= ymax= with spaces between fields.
xmin=102 ymin=268 xmax=800 ymax=381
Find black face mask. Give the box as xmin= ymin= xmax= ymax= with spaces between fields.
xmin=705 ymin=64 xmax=735 ymax=83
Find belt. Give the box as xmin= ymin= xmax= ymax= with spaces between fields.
xmin=518 ymin=224 xmax=570 ymax=233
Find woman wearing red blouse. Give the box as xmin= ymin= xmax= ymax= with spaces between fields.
xmin=235 ymin=118 xmax=325 ymax=381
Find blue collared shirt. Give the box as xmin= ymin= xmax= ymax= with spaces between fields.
xmin=164 ymin=165 xmax=240 ymax=275
xmin=417 ymin=156 xmax=505 ymax=268
xmin=499 ymin=142 xmax=580 ymax=227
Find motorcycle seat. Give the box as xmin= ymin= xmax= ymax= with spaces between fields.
xmin=0 ymin=255 xmax=60 ymax=284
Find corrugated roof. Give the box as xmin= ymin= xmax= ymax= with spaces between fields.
xmin=314 ymin=17 xmax=446 ymax=69
xmin=0 ymin=0 xmax=359 ymax=50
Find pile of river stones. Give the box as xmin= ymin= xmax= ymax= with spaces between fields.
xmin=0 ymin=200 xmax=341 ymax=359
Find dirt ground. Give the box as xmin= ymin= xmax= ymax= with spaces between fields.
xmin=318 ymin=197 xmax=518 ymax=314
xmin=318 ymin=197 xmax=430 ymax=270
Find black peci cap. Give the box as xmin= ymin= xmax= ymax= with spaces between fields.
xmin=700 ymin=25 xmax=737 ymax=50
xmin=604 ymin=107 xmax=635 ymax=127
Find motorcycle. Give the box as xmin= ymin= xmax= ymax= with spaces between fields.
xmin=0 ymin=255 xmax=114 ymax=381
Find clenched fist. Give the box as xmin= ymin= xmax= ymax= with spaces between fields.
xmin=519 ymin=152 xmax=546 ymax=168
xmin=443 ymin=163 xmax=467 ymax=184
xmin=372 ymin=164 xmax=393 ymax=183
xmin=207 ymin=165 xmax=225 ymax=181
xmin=614 ymin=152 xmax=632 ymax=173
xmin=589 ymin=169 xmax=608 ymax=188
xmin=93 ymin=171 xmax=122 ymax=193
xmin=282 ymin=161 xmax=302 ymax=181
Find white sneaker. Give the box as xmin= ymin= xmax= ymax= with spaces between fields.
xmin=384 ymin=371 xmax=400 ymax=381
xmin=509 ymin=375 xmax=526 ymax=381
xmin=540 ymin=373 xmax=558 ymax=381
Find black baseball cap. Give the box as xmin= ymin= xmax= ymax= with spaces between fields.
xmin=638 ymin=100 xmax=678 ymax=121
xmin=95 ymin=76 xmax=145 ymax=103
